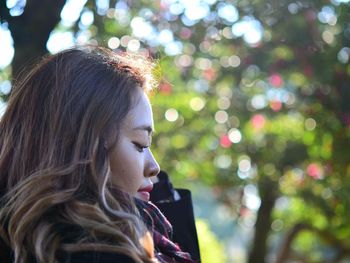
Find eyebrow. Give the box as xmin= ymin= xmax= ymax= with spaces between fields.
xmin=133 ymin=125 xmax=155 ymax=134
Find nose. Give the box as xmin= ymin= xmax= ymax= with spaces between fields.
xmin=145 ymin=149 xmax=160 ymax=178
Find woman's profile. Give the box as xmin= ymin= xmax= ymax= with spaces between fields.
xmin=0 ymin=46 xmax=199 ymax=263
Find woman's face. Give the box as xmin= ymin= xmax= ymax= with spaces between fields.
xmin=108 ymin=89 xmax=160 ymax=202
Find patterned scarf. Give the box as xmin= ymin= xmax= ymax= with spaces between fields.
xmin=135 ymin=199 xmax=196 ymax=263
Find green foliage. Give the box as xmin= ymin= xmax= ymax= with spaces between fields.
xmin=196 ymin=219 xmax=228 ymax=263
xmin=2 ymin=0 xmax=350 ymax=261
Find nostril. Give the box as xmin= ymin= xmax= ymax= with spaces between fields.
xmin=149 ymin=163 xmax=160 ymax=178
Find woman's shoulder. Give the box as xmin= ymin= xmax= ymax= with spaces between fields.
xmin=66 ymin=251 xmax=136 ymax=263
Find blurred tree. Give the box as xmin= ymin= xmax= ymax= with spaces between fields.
xmin=1 ymin=0 xmax=350 ymax=262
xmin=0 ymin=0 xmax=66 ymax=79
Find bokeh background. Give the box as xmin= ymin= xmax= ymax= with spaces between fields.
xmin=1 ymin=0 xmax=350 ymax=262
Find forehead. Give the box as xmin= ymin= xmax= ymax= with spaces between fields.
xmin=122 ymin=91 xmax=154 ymax=132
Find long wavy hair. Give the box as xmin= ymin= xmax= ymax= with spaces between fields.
xmin=0 ymin=46 xmax=157 ymax=263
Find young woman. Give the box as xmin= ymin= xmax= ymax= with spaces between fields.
xmin=0 ymin=46 xmax=198 ymax=263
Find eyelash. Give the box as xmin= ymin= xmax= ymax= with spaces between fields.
xmin=133 ymin=142 xmax=149 ymax=153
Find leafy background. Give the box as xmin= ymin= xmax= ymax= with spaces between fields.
xmin=1 ymin=0 xmax=350 ymax=262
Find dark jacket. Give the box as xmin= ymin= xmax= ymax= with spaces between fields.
xmin=150 ymin=172 xmax=200 ymax=262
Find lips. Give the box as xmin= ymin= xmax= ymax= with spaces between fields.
xmin=138 ymin=184 xmax=153 ymax=193
xmin=136 ymin=184 xmax=153 ymax=202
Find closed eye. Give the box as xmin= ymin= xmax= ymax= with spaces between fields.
xmin=133 ymin=142 xmax=149 ymax=153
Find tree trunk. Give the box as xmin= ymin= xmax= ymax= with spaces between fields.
xmin=1 ymin=0 xmax=67 ymax=80
xmin=248 ymin=177 xmax=279 ymax=263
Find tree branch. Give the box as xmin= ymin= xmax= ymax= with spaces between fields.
xmin=275 ymin=222 xmax=350 ymax=263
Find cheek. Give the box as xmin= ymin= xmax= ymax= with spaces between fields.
xmin=108 ymin=140 xmax=144 ymax=193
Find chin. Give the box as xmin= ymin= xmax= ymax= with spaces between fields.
xmin=135 ymin=191 xmax=150 ymax=202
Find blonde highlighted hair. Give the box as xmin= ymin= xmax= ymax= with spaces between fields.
xmin=0 ymin=46 xmax=158 ymax=262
